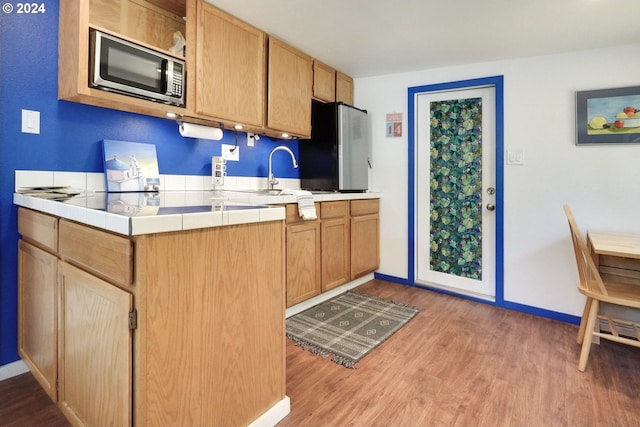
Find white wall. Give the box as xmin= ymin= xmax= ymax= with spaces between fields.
xmin=356 ymin=43 xmax=640 ymax=317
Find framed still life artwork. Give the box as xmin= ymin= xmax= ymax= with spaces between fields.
xmin=576 ymin=85 xmax=640 ymax=145
xmin=102 ymin=140 xmax=161 ymax=192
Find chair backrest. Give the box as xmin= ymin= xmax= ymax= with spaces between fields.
xmin=563 ymin=205 xmax=609 ymax=296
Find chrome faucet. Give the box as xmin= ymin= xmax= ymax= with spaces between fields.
xmin=268 ymin=146 xmax=298 ymax=189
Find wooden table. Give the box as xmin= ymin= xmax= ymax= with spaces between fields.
xmin=587 ymin=230 xmax=640 ymax=285
xmin=586 ymin=230 xmax=640 ymax=341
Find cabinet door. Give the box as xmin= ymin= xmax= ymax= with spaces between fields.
xmin=58 ymin=262 xmax=133 ymax=427
xmin=320 ymin=201 xmax=350 ymax=292
xmin=321 ymin=217 xmax=350 ymax=291
xmin=18 ymin=240 xmax=58 ymax=402
xmin=336 ymin=71 xmax=354 ymax=105
xmin=267 ymin=37 xmax=313 ymax=138
xmin=196 ymin=2 xmax=266 ymax=127
xmin=313 ymin=59 xmax=336 ymax=102
xmin=350 ymin=213 xmax=380 ymax=280
xmin=286 ymin=221 xmax=321 ymax=307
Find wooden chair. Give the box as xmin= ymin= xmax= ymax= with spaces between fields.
xmin=563 ymin=205 xmax=640 ymax=371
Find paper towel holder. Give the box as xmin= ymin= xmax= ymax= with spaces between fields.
xmin=177 ymin=120 xmax=224 ymax=141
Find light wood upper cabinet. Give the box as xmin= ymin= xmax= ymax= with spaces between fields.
xmin=194 ymin=1 xmax=266 ymax=129
xmin=58 ymin=0 xmax=187 ymax=120
xmin=313 ymin=60 xmax=336 ymax=102
xmin=59 ymin=0 xmax=353 ymax=135
xmin=267 ymin=37 xmax=313 ymax=138
xmin=336 ymin=71 xmax=354 ymax=105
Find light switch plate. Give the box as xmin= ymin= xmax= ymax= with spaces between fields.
xmin=506 ymin=149 xmax=524 ymax=165
xmin=221 ymin=144 xmax=239 ymax=161
xmin=21 ymin=109 xmax=40 ymax=134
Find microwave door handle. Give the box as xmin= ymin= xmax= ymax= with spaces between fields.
xmin=163 ymin=59 xmax=172 ymax=95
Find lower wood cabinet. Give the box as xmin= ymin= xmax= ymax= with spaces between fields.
xmin=285 ymin=204 xmax=321 ymax=307
xmin=18 ymin=239 xmax=58 ymax=402
xmin=57 ymin=261 xmax=133 ymax=427
xmin=350 ymin=199 xmax=380 ymax=280
xmin=320 ymin=201 xmax=350 ymax=292
xmin=17 ymin=207 xmax=286 ymax=427
xmin=285 ymin=199 xmax=379 ymax=307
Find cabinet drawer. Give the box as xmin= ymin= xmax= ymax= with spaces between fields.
xmin=18 ymin=208 xmax=58 ymax=252
xmin=286 ymin=203 xmax=320 ymax=224
xmin=58 ymin=220 xmax=133 ymax=287
xmin=320 ymin=200 xmax=348 ymax=219
xmin=350 ymin=199 xmax=379 ymax=216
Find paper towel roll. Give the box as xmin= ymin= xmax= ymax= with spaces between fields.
xmin=179 ymin=122 xmax=223 ymax=140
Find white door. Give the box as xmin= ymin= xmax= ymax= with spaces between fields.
xmin=415 ymin=86 xmax=497 ymax=300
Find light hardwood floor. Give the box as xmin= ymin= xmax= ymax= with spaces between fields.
xmin=1 ymin=279 xmax=639 ymax=427
xmin=277 ymin=279 xmax=640 ymax=427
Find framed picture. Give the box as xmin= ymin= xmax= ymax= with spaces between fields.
xmin=576 ymin=85 xmax=640 ymax=145
xmin=102 ymin=140 xmax=160 ymax=192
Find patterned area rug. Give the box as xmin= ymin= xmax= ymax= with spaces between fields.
xmin=286 ymin=291 xmax=421 ymax=368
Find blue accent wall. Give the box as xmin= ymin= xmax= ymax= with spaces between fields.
xmin=0 ymin=3 xmax=299 ymax=364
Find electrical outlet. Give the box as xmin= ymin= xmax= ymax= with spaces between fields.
xmin=247 ymin=133 xmax=255 ymax=147
xmin=221 ymin=144 xmax=239 ymax=161
xmin=506 ymin=149 xmax=524 ymax=165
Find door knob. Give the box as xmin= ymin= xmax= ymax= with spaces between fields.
xmin=486 ymin=203 xmax=496 ymax=211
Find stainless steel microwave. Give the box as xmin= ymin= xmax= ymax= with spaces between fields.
xmin=89 ymin=30 xmax=185 ymax=107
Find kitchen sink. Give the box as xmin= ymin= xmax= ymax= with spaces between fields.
xmin=231 ymin=189 xmax=339 ymax=195
xmin=232 ymin=189 xmax=284 ymax=195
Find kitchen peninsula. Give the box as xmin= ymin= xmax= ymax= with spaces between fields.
xmin=14 ymin=180 xmax=380 ymax=427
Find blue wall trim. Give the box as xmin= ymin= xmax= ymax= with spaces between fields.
xmin=374 ymin=273 xmax=580 ymax=325
xmin=373 ymin=272 xmax=413 ymax=286
xmin=501 ymin=301 xmax=581 ymax=325
xmin=406 ymin=75 xmax=505 ymax=307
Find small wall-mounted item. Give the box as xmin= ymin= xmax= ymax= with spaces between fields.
xmin=178 ymin=122 xmax=223 ymax=140
xmin=576 ymin=85 xmax=640 ymax=145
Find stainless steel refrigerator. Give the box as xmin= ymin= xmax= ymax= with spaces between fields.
xmin=299 ymin=100 xmax=370 ymax=192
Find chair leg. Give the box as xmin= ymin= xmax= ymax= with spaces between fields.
xmin=578 ymin=299 xmax=599 ymax=372
xmin=577 ymin=297 xmax=593 ymax=345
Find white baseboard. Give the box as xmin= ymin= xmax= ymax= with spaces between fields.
xmin=248 ymin=396 xmax=290 ymax=427
xmin=0 ymin=360 xmax=28 ymax=381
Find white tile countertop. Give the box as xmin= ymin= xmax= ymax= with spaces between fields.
xmin=14 ymin=189 xmax=381 ymax=236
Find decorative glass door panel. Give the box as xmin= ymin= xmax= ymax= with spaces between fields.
xmin=416 ymin=87 xmax=496 ymax=300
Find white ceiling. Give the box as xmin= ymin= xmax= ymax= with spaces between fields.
xmin=206 ymin=0 xmax=640 ymax=78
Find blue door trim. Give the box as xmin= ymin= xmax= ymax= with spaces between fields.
xmin=407 ymin=75 xmax=505 ymax=306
